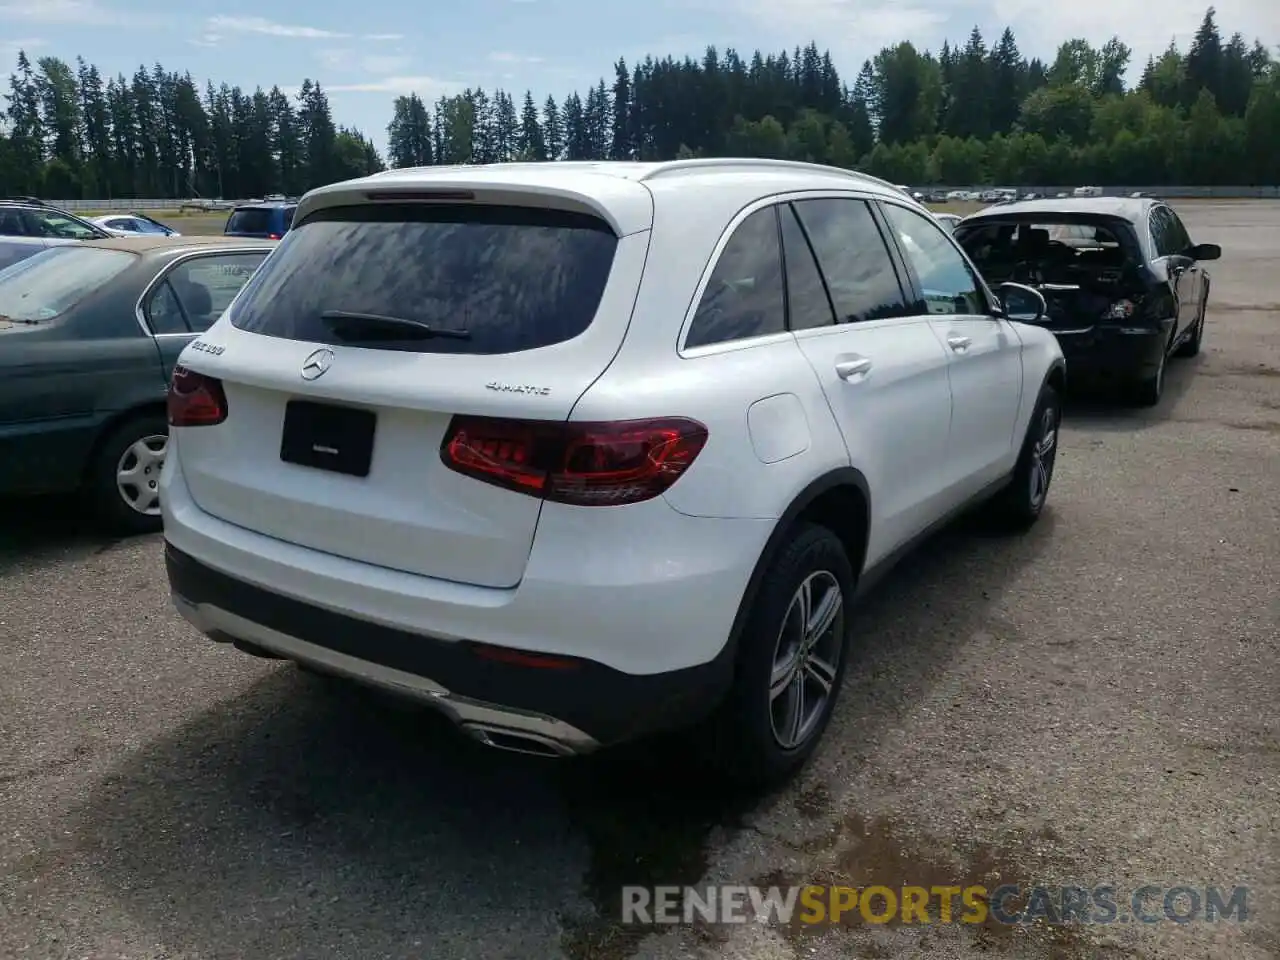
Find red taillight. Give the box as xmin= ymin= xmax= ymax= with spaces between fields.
xmin=167 ymin=364 xmax=228 ymax=426
xmin=441 ymin=416 xmax=708 ymax=506
xmin=267 ymin=232 xmax=282 ymax=240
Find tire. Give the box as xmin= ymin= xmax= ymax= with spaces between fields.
xmin=1175 ymin=289 xmax=1207 ymax=358
xmin=1131 ymin=340 xmax=1167 ymax=407
xmin=704 ymin=522 xmax=855 ymax=787
xmin=86 ymin=413 xmax=169 ymax=536
xmin=987 ymin=383 xmax=1061 ymax=530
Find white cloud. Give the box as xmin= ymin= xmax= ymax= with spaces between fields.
xmin=488 ymin=51 xmax=546 ymax=64
xmin=187 ymin=33 xmax=222 ymax=49
xmin=0 ymin=37 xmax=43 ymax=56
xmin=327 ymin=75 xmax=465 ymax=97
xmin=0 ymin=0 xmax=153 ymax=27
xmin=206 ymin=16 xmax=404 ymax=42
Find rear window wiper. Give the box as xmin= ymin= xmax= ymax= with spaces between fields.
xmin=320 ymin=309 xmax=470 ymax=341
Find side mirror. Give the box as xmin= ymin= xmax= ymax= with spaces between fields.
xmin=1185 ymin=242 xmax=1221 ymax=262
xmin=996 ymin=281 xmax=1047 ymax=322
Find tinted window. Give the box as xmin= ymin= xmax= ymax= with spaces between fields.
xmin=231 ymin=204 xmax=617 ymax=355
xmin=0 ymin=209 xmax=27 ymax=236
xmin=780 ymin=205 xmax=835 ymax=331
xmin=1163 ymin=208 xmax=1191 ymax=254
xmin=165 ymin=253 xmax=266 ymax=332
xmin=281 ymin=206 xmax=296 ymax=230
xmin=792 ymin=198 xmax=907 ymax=324
xmin=146 ymin=281 xmax=190 ymax=334
xmin=881 ymin=203 xmax=985 ymax=316
xmin=686 ymin=207 xmax=786 ymax=348
xmin=29 ymin=210 xmax=102 ymax=240
xmin=105 ymin=218 xmax=137 ymax=232
xmin=225 ymin=208 xmax=275 ymax=234
xmin=0 ymin=247 xmax=134 ymax=321
xmin=1149 ymin=207 xmax=1174 ymax=257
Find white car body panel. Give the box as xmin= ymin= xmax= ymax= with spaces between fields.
xmin=161 ymin=157 xmax=1063 ymax=728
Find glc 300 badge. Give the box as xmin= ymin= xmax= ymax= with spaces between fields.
xmin=485 ymin=382 xmax=551 ymax=396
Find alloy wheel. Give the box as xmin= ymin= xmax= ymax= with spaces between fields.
xmin=768 ymin=571 xmax=844 ymax=750
xmin=1029 ymin=405 xmax=1058 ymax=509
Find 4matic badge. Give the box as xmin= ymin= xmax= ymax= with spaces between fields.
xmin=485 ymin=382 xmax=551 ymax=396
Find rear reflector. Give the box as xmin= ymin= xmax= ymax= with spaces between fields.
xmin=441 ymin=416 xmax=708 ymax=506
xmin=471 ymin=644 xmax=581 ymax=670
xmin=167 ymin=364 xmax=228 ymax=426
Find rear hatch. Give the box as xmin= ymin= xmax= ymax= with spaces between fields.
xmin=224 ymin=206 xmax=292 ymax=238
xmin=174 ymin=198 xmax=650 ymax=588
xmin=955 ymin=215 xmax=1149 ymax=330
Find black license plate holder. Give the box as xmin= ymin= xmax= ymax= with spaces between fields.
xmin=280 ymin=400 xmax=376 ymax=477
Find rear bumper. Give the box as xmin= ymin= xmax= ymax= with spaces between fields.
xmin=166 ymin=544 xmax=736 ymax=751
xmin=1050 ymin=325 xmax=1167 ymax=382
xmin=160 ymin=452 xmax=770 ymax=750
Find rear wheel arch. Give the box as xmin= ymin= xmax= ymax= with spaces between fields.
xmin=80 ymin=402 xmax=168 ymax=486
xmin=722 ymin=468 xmax=870 ymax=666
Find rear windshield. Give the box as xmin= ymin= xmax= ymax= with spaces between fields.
xmin=955 ymin=219 xmax=1135 ymax=278
xmin=0 ymin=241 xmax=43 ymax=272
xmin=0 ymin=246 xmax=134 ymax=321
xmin=229 ymin=203 xmax=619 ymax=354
xmin=226 ymin=208 xmax=276 ymax=234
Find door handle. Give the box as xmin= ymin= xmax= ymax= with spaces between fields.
xmin=834 ymin=357 xmax=872 ymax=380
xmin=947 ymin=335 xmax=972 ymax=352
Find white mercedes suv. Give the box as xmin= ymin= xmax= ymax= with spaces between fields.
xmin=161 ymin=159 xmax=1065 ymax=785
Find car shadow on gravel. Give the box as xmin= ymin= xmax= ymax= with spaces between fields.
xmin=66 ymin=510 xmax=1053 ymax=960
xmin=0 ymin=493 xmax=124 ymax=574
xmin=1060 ymin=355 xmax=1200 ymax=431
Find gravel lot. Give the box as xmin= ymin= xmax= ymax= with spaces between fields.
xmin=1 ymin=201 xmax=1276 ymax=960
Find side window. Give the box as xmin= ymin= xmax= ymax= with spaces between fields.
xmin=165 ymin=253 xmax=267 ymax=332
xmin=1164 ymin=208 xmax=1191 ymax=254
xmin=792 ymin=198 xmax=908 ymax=324
xmin=145 ymin=280 xmax=191 ymax=334
xmin=1149 ymin=207 xmax=1174 ymax=257
xmin=31 ymin=211 xmax=101 ymax=240
xmin=686 ymin=207 xmax=786 ymax=349
xmin=779 ymin=205 xmax=836 ymax=331
xmin=880 ymin=203 xmax=986 ymax=316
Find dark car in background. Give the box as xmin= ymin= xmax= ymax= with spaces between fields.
xmin=953 ymin=197 xmax=1220 ymax=406
xmin=224 ymin=201 xmax=297 ymax=239
xmin=0 ymin=236 xmax=274 ymax=533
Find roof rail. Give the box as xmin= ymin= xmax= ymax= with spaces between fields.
xmin=636 ymin=157 xmax=901 ymax=191
xmin=3 ymin=195 xmax=47 ymax=206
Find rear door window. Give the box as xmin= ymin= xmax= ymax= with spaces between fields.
xmin=779 ymin=204 xmax=836 ymax=331
xmin=686 ymin=207 xmax=786 ymax=348
xmin=230 ymin=203 xmax=618 ymax=354
xmin=791 ymin=198 xmax=909 ymax=324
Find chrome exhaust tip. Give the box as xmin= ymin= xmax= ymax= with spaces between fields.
xmin=463 ymin=723 xmax=578 ymax=758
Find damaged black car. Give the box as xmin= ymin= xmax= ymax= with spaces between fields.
xmin=954 ymin=197 xmax=1220 ymax=406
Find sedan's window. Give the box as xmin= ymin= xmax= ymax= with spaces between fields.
xmin=686 ymin=207 xmax=786 ymax=348
xmin=0 ymin=247 xmax=135 ymax=321
xmin=792 ymin=198 xmax=909 ymax=324
xmin=29 ymin=210 xmax=102 ymax=240
xmin=163 ymin=253 xmax=267 ymax=332
xmin=146 ymin=280 xmax=190 ymax=334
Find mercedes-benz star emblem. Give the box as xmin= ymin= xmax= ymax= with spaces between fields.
xmin=300 ymin=348 xmax=335 ymax=381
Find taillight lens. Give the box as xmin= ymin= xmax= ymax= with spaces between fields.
xmin=167 ymin=364 xmax=228 ymax=426
xmin=441 ymin=416 xmax=708 ymax=506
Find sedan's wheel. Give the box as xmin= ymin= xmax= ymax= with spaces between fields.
xmin=988 ymin=383 xmax=1060 ymax=530
xmin=116 ymin=435 xmax=167 ymax=516
xmin=87 ymin=413 xmax=169 ymax=535
xmin=705 ymin=522 xmax=854 ymax=787
xmin=1133 ymin=338 xmax=1168 ymax=406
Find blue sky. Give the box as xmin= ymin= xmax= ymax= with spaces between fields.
xmin=1 ymin=0 xmax=1275 ymax=154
